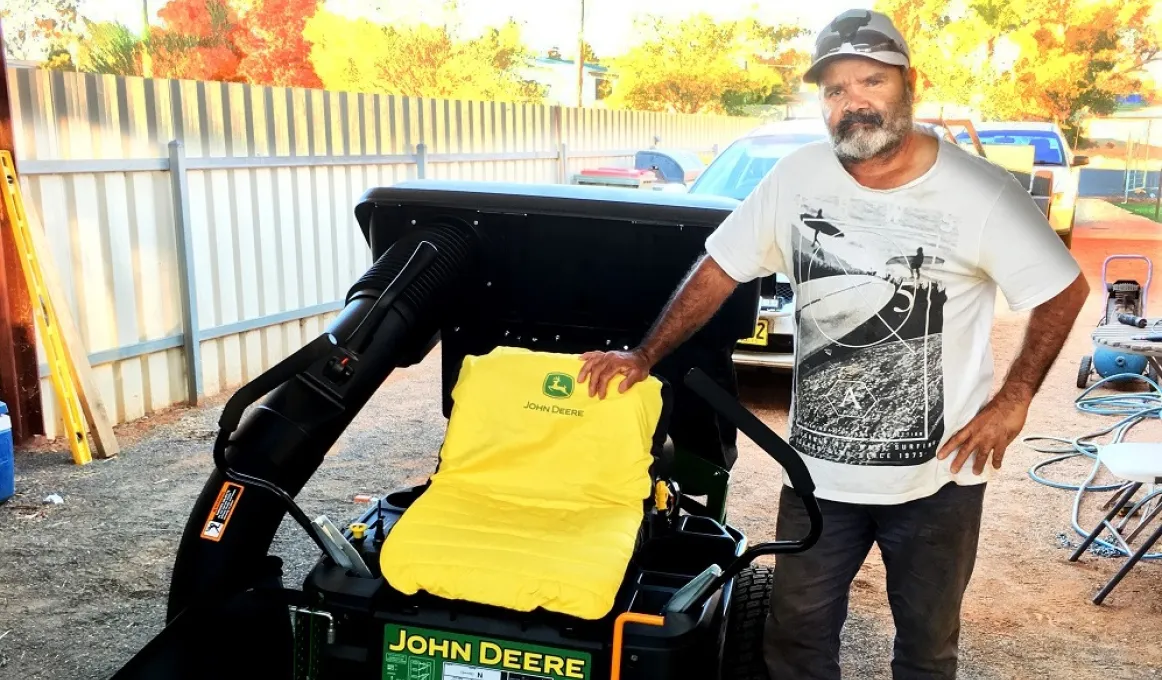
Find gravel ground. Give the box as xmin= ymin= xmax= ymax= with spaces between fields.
xmin=4 ymin=234 xmax=1162 ymax=679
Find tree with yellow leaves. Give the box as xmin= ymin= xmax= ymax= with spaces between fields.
xmin=877 ymin=0 xmax=1161 ymax=137
xmin=303 ymin=11 xmax=546 ymax=103
xmin=603 ymin=14 xmax=809 ymax=116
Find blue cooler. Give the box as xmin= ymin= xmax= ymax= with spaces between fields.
xmin=0 ymin=401 xmax=12 ymax=503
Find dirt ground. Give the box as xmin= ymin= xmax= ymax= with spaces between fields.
xmin=4 ymin=201 xmax=1162 ymax=679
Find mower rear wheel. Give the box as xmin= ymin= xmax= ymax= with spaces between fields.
xmin=721 ymin=564 xmax=773 ymax=680
xmin=1077 ymin=355 xmax=1092 ymax=388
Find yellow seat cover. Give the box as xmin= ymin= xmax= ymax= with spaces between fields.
xmin=380 ymin=346 xmax=666 ymax=620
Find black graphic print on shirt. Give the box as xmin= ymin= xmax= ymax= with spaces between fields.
xmin=789 ymin=194 xmax=957 ymax=467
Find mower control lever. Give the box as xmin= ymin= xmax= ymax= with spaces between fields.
xmin=683 ymin=368 xmax=816 ymax=498
xmin=670 ymin=368 xmax=824 ymax=613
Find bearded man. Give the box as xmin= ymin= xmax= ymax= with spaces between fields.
xmin=578 ymin=9 xmax=1089 ymax=679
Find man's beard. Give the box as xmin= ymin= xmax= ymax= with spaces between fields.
xmin=829 ymin=87 xmax=915 ymax=163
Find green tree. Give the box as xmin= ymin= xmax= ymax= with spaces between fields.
xmin=604 ymin=14 xmax=807 ymax=116
xmin=303 ymin=11 xmax=546 ymax=103
xmin=77 ymin=20 xmax=143 ymax=76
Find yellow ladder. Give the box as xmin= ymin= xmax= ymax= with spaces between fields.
xmin=0 ymin=151 xmax=93 ymax=465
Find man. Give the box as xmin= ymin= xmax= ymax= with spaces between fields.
xmin=578 ymin=9 xmax=1088 ymax=679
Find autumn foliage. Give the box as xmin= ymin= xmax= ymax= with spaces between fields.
xmin=147 ymin=0 xmax=241 ymax=82
xmin=13 ymin=0 xmax=1161 ymax=122
xmin=303 ymin=12 xmax=545 ymax=102
xmin=144 ymin=0 xmax=320 ymax=86
xmin=604 ymin=14 xmax=807 ymax=115
xmin=231 ymin=0 xmax=322 ymax=88
xmin=876 ymin=0 xmax=1161 ymax=132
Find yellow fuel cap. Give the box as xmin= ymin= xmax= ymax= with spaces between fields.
xmin=349 ymin=522 xmax=367 ymax=540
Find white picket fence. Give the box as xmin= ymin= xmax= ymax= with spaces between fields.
xmin=5 ymin=66 xmax=760 ymax=438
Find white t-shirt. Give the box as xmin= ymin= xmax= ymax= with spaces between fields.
xmin=705 ymin=136 xmax=1081 ymax=505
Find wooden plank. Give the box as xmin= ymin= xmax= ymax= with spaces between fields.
xmin=16 ymin=193 xmax=120 ymax=458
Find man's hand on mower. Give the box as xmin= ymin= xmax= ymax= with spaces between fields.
xmin=937 ymin=390 xmax=1031 ymax=475
xmin=579 ymin=349 xmax=652 ymax=398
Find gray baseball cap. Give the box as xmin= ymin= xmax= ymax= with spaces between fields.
xmin=803 ymin=9 xmax=911 ymax=84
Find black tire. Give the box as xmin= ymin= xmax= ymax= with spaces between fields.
xmin=1078 ymin=355 xmax=1092 ymax=388
xmin=721 ymin=564 xmax=774 ymax=680
xmin=1061 ymin=211 xmax=1075 ymax=250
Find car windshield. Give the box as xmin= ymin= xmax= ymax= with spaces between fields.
xmin=690 ymin=133 xmax=826 ymax=200
xmin=956 ymin=129 xmax=1066 ymax=166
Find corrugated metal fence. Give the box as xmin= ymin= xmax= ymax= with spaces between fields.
xmin=5 ymin=67 xmax=759 ymax=438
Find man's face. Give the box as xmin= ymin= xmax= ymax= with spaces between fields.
xmin=818 ymin=58 xmax=915 ymax=163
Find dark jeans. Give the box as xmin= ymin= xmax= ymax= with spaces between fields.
xmin=763 ymin=482 xmax=986 ymax=679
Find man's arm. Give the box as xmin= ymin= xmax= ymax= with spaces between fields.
xmin=579 ymin=254 xmax=739 ymax=397
xmin=639 ymin=255 xmax=740 ymax=364
xmin=580 ymin=163 xmax=783 ymax=398
xmin=999 ymin=271 xmax=1090 ymax=401
xmin=938 ymin=271 xmax=1089 ymax=474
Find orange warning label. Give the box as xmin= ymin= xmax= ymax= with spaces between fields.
xmin=200 ymin=481 xmax=244 ymax=542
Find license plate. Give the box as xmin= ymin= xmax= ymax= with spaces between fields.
xmin=738 ymin=319 xmax=768 ymax=347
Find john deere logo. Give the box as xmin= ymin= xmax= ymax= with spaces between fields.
xmin=542 ymin=372 xmax=574 ymax=399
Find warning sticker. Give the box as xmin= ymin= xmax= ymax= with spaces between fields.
xmin=200 ymin=481 xmax=244 ymax=542
xmin=383 ymin=625 xmax=587 ymax=680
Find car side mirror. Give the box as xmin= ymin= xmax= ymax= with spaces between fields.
xmin=1072 ymin=155 xmax=1089 ymax=167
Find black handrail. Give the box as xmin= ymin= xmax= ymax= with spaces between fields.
xmin=665 ymin=368 xmax=824 ymax=613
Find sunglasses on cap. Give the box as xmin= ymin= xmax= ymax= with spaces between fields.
xmin=805 ymin=10 xmax=911 ymax=83
xmin=816 ymin=27 xmax=908 ymax=58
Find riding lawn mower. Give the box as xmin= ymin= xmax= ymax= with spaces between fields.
xmin=109 ymin=180 xmax=822 ymax=680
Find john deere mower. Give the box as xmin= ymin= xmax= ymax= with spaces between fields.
xmin=109 ymin=180 xmax=822 ymax=680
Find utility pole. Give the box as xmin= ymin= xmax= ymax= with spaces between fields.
xmin=1153 ymin=158 xmax=1161 ymax=221
xmin=0 ymin=22 xmax=44 ymax=443
xmin=576 ymin=0 xmax=586 ymax=109
xmin=141 ymin=0 xmax=152 ymax=77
